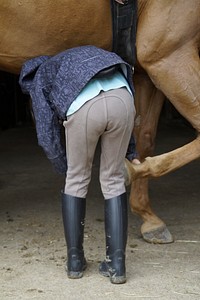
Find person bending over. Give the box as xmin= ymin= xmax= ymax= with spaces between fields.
xmin=19 ymin=45 xmax=139 ymax=284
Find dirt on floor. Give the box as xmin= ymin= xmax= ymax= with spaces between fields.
xmin=0 ymin=120 xmax=200 ymax=300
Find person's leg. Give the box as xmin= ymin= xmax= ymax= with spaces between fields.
xmin=62 ymin=95 xmax=109 ymax=278
xmin=99 ymin=87 xmax=135 ymax=198
xmin=63 ymin=99 xmax=106 ymax=198
xmin=62 ymin=193 xmax=86 ymax=279
xmin=100 ymin=193 xmax=128 ymax=283
xmin=99 ymin=88 xmax=135 ymax=284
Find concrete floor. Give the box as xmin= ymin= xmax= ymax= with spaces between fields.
xmin=0 ymin=121 xmax=200 ymax=300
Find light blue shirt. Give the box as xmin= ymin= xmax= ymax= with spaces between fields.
xmin=67 ymin=71 xmax=132 ymax=116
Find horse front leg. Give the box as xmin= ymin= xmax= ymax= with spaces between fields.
xmin=130 ymin=178 xmax=173 ymax=243
xmin=130 ymin=72 xmax=173 ymax=243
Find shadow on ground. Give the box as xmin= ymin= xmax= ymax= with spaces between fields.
xmin=0 ymin=121 xmax=200 ymax=300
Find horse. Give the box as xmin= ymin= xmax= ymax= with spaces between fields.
xmin=0 ymin=0 xmax=199 ymax=243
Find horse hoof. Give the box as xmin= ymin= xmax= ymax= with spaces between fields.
xmin=142 ymin=225 xmax=174 ymax=244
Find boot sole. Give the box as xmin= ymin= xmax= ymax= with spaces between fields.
xmin=68 ymin=271 xmax=84 ymax=279
xmin=99 ymin=269 xmax=126 ymax=284
xmin=110 ymin=275 xmax=126 ymax=284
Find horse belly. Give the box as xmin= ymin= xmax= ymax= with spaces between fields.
xmin=0 ymin=0 xmax=112 ymax=74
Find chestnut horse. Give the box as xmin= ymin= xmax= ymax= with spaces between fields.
xmin=0 ymin=0 xmax=199 ymax=243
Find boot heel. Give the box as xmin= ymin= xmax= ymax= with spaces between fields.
xmin=67 ymin=261 xmax=87 ymax=279
xmin=111 ymin=275 xmax=126 ymax=284
xmin=99 ymin=250 xmax=126 ymax=284
xmin=67 ymin=248 xmax=87 ymax=279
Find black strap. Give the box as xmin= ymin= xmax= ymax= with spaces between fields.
xmin=111 ymin=0 xmax=137 ymax=66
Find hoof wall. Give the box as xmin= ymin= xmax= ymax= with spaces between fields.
xmin=142 ymin=225 xmax=174 ymax=244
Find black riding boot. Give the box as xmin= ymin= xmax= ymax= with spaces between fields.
xmin=62 ymin=193 xmax=87 ymax=279
xmin=99 ymin=193 xmax=128 ymax=284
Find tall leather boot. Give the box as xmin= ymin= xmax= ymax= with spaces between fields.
xmin=62 ymin=193 xmax=87 ymax=279
xmin=99 ymin=193 xmax=128 ymax=284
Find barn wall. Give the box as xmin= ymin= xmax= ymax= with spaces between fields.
xmin=0 ymin=71 xmax=31 ymax=130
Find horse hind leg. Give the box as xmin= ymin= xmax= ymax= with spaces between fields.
xmin=134 ymin=44 xmax=200 ymax=178
xmin=148 ymin=45 xmax=200 ymax=132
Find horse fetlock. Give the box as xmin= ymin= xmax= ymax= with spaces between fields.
xmin=124 ymin=158 xmax=149 ymax=183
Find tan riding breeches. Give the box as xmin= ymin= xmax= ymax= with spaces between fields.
xmin=63 ymin=87 xmax=135 ymax=199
